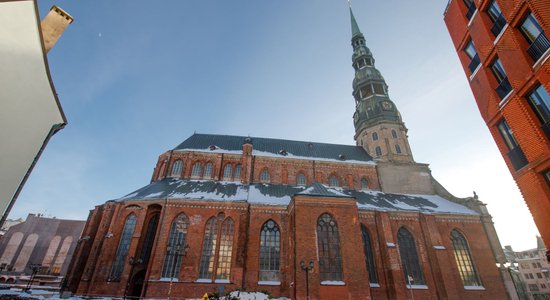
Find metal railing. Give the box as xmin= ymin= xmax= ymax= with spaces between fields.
xmin=490 ymin=14 xmax=507 ymax=37
xmin=527 ymin=33 xmax=550 ymax=62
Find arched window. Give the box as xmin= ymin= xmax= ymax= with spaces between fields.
xmin=375 ymin=146 xmax=382 ymax=157
xmin=317 ymin=213 xmax=343 ymax=282
xmin=451 ymin=230 xmax=482 ymax=287
xmin=234 ymin=165 xmax=242 ymax=180
xmin=361 ymin=178 xmax=369 ymax=190
xmin=259 ymin=220 xmax=281 ymax=282
xmin=260 ymin=169 xmax=270 ymax=183
xmin=297 ymin=173 xmax=307 ymax=186
xmin=395 ymin=144 xmax=402 ymax=154
xmin=198 ymin=215 xmax=235 ymax=282
xmin=397 ymin=227 xmax=425 ymax=285
xmin=162 ymin=214 xmax=189 ymax=279
xmin=361 ymin=225 xmax=378 ymax=284
xmin=171 ymin=160 xmax=183 ymax=177
xmin=204 ymin=162 xmax=213 ymax=178
xmin=191 ymin=162 xmax=203 ymax=178
xmin=110 ymin=214 xmax=137 ymax=280
xmin=139 ymin=214 xmax=159 ymax=264
xmin=372 ymin=132 xmax=379 ymax=141
xmin=392 ymin=129 xmax=398 ymax=139
xmin=328 ymin=175 xmax=339 ymax=187
xmin=223 ymin=164 xmax=233 ymax=180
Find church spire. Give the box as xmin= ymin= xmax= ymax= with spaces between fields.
xmin=349 ymin=7 xmax=414 ymax=163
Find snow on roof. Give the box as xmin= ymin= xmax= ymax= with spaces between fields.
xmin=116 ymin=178 xmax=478 ymax=215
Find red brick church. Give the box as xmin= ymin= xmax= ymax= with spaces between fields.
xmin=65 ymin=8 xmax=513 ymax=300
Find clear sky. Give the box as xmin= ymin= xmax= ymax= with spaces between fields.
xmin=14 ymin=0 xmax=539 ymax=250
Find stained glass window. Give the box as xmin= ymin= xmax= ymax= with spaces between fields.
xmin=198 ymin=214 xmax=235 ymax=282
xmin=259 ymin=220 xmax=280 ymax=282
xmin=361 ymin=224 xmax=378 ymax=284
xmin=216 ymin=218 xmax=234 ymax=280
xmin=317 ymin=213 xmax=343 ymax=282
xmin=162 ymin=214 xmax=189 ymax=279
xmin=110 ymin=214 xmax=137 ymax=281
xmin=397 ymin=227 xmax=425 ymax=285
xmin=198 ymin=217 xmax=218 ymax=280
xmin=451 ymin=230 xmax=482 ymax=287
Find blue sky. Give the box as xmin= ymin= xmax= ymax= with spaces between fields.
xmin=13 ymin=0 xmax=538 ymax=250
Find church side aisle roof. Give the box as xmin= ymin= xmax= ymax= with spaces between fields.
xmin=117 ymin=178 xmax=478 ymax=216
xmin=174 ymin=133 xmax=374 ymax=164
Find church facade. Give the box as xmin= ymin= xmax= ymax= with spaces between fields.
xmin=65 ymin=9 xmax=512 ymax=300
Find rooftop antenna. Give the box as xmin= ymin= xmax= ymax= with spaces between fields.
xmin=347 ymin=0 xmax=352 ymax=7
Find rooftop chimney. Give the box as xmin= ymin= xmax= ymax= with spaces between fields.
xmin=40 ymin=5 xmax=73 ymax=53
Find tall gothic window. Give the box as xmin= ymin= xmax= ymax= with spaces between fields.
xmin=171 ymin=160 xmax=183 ymax=177
xmin=204 ymin=162 xmax=213 ymax=178
xmin=361 ymin=224 xmax=378 ymax=284
xmin=372 ymin=132 xmax=379 ymax=141
xmin=162 ymin=214 xmax=189 ymax=279
xmin=260 ymin=169 xmax=270 ymax=183
xmin=375 ymin=146 xmax=382 ymax=157
xmin=451 ymin=230 xmax=482 ymax=287
xmin=191 ymin=162 xmax=203 ymax=178
xmin=198 ymin=214 xmax=235 ymax=282
xmin=223 ymin=165 xmax=233 ymax=180
xmin=397 ymin=227 xmax=425 ymax=285
xmin=234 ymin=164 xmax=242 ymax=180
xmin=110 ymin=214 xmax=137 ymax=281
xmin=259 ymin=220 xmax=281 ymax=282
xmin=395 ymin=144 xmax=402 ymax=154
xmin=297 ymin=173 xmax=307 ymax=186
xmin=328 ymin=175 xmax=339 ymax=187
xmin=139 ymin=214 xmax=159 ymax=264
xmin=317 ymin=213 xmax=343 ymax=282
xmin=391 ymin=129 xmax=398 ymax=139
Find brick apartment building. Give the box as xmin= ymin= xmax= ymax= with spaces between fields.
xmin=65 ymin=7 xmax=512 ymax=300
xmin=443 ymin=0 xmax=550 ymax=255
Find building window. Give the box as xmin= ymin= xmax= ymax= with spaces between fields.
xmin=259 ymin=220 xmax=280 ymax=282
xmin=297 ymin=173 xmax=307 ymax=186
xmin=372 ymin=132 xmax=378 ymax=141
xmin=529 ymin=284 xmax=540 ymax=292
xmin=171 ymin=160 xmax=183 ymax=177
xmin=204 ymin=162 xmax=213 ymax=178
xmin=497 ymin=119 xmax=528 ymax=170
xmin=234 ymin=164 xmax=241 ymax=180
xmin=537 ymin=273 xmax=543 ymax=279
xmin=520 ymin=13 xmax=550 ymax=62
xmin=162 ymin=214 xmax=189 ymax=279
xmin=328 ymin=175 xmax=339 ymax=187
xmin=464 ymin=40 xmax=480 ymax=73
xmin=544 ymin=169 xmax=550 ymax=187
xmin=527 ymin=84 xmax=550 ymax=139
xmin=373 ymin=83 xmax=386 ymax=95
xmin=397 ymin=227 xmax=425 ymax=285
xmin=260 ymin=169 xmax=270 ymax=183
xmin=223 ymin=164 xmax=233 ymax=180
xmin=487 ymin=0 xmax=506 ymax=37
xmin=317 ymin=213 xmax=343 ymax=282
xmin=391 ymin=129 xmax=398 ymax=139
xmin=464 ymin=0 xmax=477 ymax=20
xmin=450 ymin=230 xmax=482 ymax=287
xmin=110 ymin=214 xmax=137 ymax=281
xmin=490 ymin=58 xmax=512 ymax=99
xmin=138 ymin=214 xmax=159 ymax=265
xmin=191 ymin=162 xmax=203 ymax=178
xmin=361 ymin=224 xmax=378 ymax=284
xmin=198 ymin=214 xmax=235 ymax=282
xmin=360 ymin=85 xmax=374 ymax=99
xmin=395 ymin=144 xmax=402 ymax=154
xmin=361 ymin=178 xmax=369 ymax=190
xmin=375 ymin=146 xmax=382 ymax=157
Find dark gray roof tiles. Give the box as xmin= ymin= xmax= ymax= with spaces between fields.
xmin=117 ymin=178 xmax=478 ymax=215
xmin=174 ymin=133 xmax=373 ymax=163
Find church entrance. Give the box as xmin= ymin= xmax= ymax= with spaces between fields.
xmin=129 ymin=269 xmax=146 ymax=299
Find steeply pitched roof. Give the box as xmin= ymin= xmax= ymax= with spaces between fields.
xmin=173 ymin=133 xmax=373 ymax=163
xmin=117 ymin=178 xmax=478 ymax=216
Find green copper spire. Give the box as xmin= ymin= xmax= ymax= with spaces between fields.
xmin=350 ymin=7 xmax=362 ymax=38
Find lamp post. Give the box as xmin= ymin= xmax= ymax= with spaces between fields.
xmin=167 ymin=243 xmax=189 ymax=300
xmin=123 ymin=256 xmax=143 ymax=300
xmin=300 ymin=260 xmax=314 ymax=300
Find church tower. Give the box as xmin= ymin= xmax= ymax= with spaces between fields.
xmin=350 ymin=8 xmax=414 ymax=163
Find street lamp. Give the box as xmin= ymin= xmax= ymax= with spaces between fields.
xmin=123 ymin=256 xmax=143 ymax=300
xmin=300 ymin=260 xmax=314 ymax=300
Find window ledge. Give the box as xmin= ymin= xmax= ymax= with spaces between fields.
xmin=533 ymin=47 xmax=550 ymax=69
xmin=407 ymin=284 xmax=428 ymax=289
xmin=195 ymin=279 xmax=212 ymax=283
xmin=258 ymin=281 xmax=281 ymax=286
xmin=321 ymin=280 xmax=346 ymax=286
xmin=467 ymin=9 xmax=478 ymax=27
xmin=464 ymin=286 xmax=485 ymax=290
xmin=493 ymin=24 xmax=508 ymax=45
xmin=498 ymin=89 xmax=515 ymax=108
xmin=469 ymin=64 xmax=482 ymax=81
xmin=433 ymin=245 xmax=446 ymax=250
xmin=370 ymin=283 xmax=380 ymax=288
xmin=158 ymin=277 xmax=177 ymax=282
xmin=214 ymin=279 xmax=230 ymax=284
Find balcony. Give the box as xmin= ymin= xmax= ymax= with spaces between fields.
xmin=527 ymin=33 xmax=550 ymax=62
xmin=468 ymin=54 xmax=480 ymax=73
xmin=490 ymin=14 xmax=506 ymax=37
xmin=495 ymin=77 xmax=512 ymax=99
xmin=507 ymin=147 xmax=528 ymax=171
xmin=466 ymin=4 xmax=477 ymax=20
